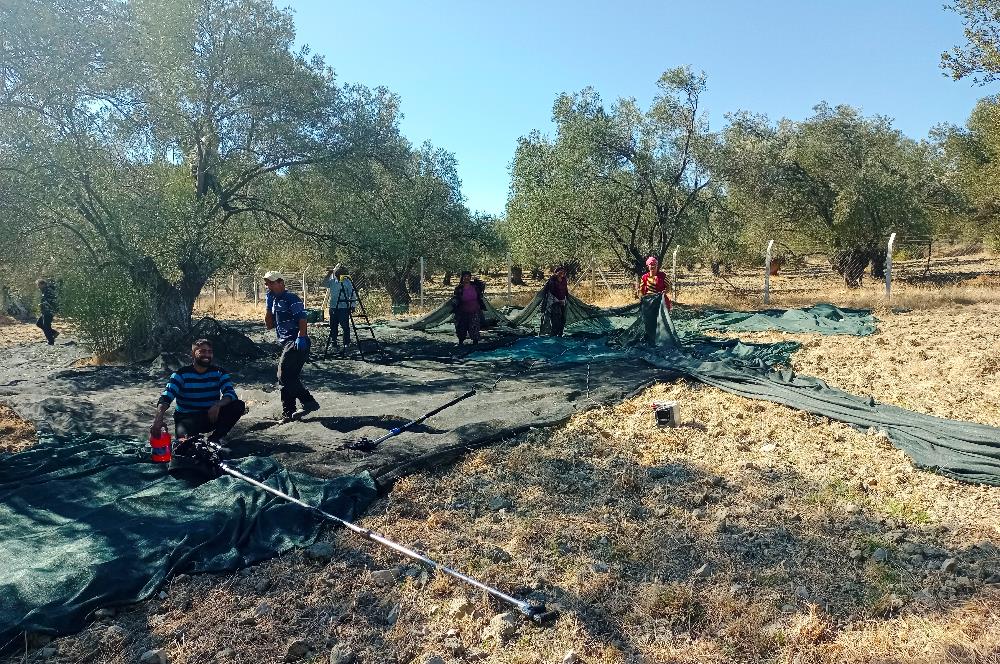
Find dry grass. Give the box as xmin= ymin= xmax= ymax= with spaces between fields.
xmin=9 ymin=265 xmax=1000 ymax=663
xmin=0 ymin=317 xmax=42 ymax=349
xmin=723 ymin=302 xmax=1000 ymax=428
xmin=14 ymin=304 xmax=1000 ymax=664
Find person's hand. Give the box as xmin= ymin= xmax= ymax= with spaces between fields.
xmin=207 ymin=403 xmax=222 ymax=423
xmin=295 ymin=336 xmax=310 ymax=351
xmin=150 ymin=418 xmax=165 ymax=440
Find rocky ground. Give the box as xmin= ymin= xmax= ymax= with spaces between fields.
xmin=4 ymin=299 xmax=1000 ymax=663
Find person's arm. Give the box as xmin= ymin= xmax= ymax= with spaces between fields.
xmin=151 ymin=372 xmax=181 ymax=437
xmin=264 ymin=292 xmax=275 ymax=329
xmin=207 ymin=372 xmax=237 ymax=421
xmin=286 ymin=293 xmax=310 ymax=348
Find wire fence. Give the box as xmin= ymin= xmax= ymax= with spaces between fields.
xmin=194 ymin=236 xmax=1000 ymax=323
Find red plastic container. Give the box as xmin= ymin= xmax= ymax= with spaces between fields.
xmin=151 ymin=431 xmax=172 ymax=463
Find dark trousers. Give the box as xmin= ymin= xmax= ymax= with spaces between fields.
xmin=278 ymin=341 xmax=316 ymax=415
xmin=329 ymin=308 xmax=351 ymax=345
xmin=455 ymin=310 xmax=481 ymax=342
xmin=36 ymin=312 xmax=57 ymax=344
xmin=547 ymin=301 xmax=567 ymax=337
xmin=174 ymin=399 xmax=246 ymax=441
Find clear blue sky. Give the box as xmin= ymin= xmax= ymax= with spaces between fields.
xmin=285 ymin=0 xmax=987 ymax=216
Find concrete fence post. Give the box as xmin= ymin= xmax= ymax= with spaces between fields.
xmin=886 ymin=232 xmax=897 ymax=300
xmin=507 ymin=255 xmax=512 ymax=306
xmin=764 ymin=240 xmax=774 ymax=305
xmin=671 ymin=245 xmax=679 ymax=303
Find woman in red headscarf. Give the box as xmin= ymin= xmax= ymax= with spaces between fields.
xmin=637 ymin=256 xmax=672 ymax=310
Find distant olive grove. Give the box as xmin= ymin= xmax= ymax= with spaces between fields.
xmin=1 ymin=0 xmax=997 ymax=354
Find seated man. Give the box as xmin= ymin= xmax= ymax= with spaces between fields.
xmin=150 ymin=338 xmax=245 ymax=447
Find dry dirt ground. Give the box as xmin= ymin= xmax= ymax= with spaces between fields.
xmin=5 ymin=299 xmax=1000 ymax=663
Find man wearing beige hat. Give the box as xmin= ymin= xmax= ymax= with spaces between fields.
xmin=263 ymin=271 xmax=320 ymax=423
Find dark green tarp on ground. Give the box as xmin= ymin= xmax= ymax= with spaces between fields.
xmin=471 ymin=296 xmax=1000 ymax=486
xmin=0 ymin=435 xmax=376 ymax=647
xmin=630 ymin=300 xmax=1000 ymax=486
xmin=393 ymin=285 xmax=875 ymax=339
xmin=389 ymin=295 xmax=510 ymax=331
xmin=673 ymin=303 xmax=877 ymax=336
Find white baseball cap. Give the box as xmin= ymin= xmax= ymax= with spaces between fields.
xmin=262 ymin=271 xmax=284 ymax=282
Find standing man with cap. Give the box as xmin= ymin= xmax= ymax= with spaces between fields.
xmin=263 ymin=271 xmax=320 ymax=423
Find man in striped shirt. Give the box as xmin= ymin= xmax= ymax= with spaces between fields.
xmin=150 ymin=338 xmax=246 ymax=444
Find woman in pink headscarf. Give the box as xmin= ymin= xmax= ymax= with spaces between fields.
xmin=637 ymin=256 xmax=672 ymax=310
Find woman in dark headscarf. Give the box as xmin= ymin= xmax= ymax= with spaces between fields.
xmin=541 ymin=266 xmax=569 ymax=336
xmin=451 ymin=271 xmax=486 ymax=345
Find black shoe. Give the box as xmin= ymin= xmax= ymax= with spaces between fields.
xmin=278 ymin=412 xmax=296 ymax=425
xmin=292 ymin=401 xmax=320 ymax=420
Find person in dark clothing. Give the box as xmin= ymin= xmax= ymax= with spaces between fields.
xmin=451 ymin=271 xmax=486 ymax=345
xmin=541 ymin=266 xmax=569 ymax=336
xmin=150 ymin=338 xmax=245 ymax=445
xmin=263 ymin=271 xmax=320 ymax=423
xmin=35 ymin=278 xmax=59 ymax=345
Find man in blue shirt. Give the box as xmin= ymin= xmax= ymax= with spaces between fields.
xmin=264 ymin=271 xmax=320 ymax=423
xmin=150 ymin=338 xmax=245 ymax=444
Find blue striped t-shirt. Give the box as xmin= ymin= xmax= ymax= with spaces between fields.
xmin=158 ymin=365 xmax=238 ymax=413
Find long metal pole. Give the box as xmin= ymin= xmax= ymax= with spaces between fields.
xmin=365 ymin=390 xmax=475 ymax=450
xmin=419 ymin=257 xmax=425 ymax=311
xmin=216 ymin=461 xmax=552 ymax=622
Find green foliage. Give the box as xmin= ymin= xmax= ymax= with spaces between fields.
xmin=717 ymin=104 xmax=952 ymax=285
xmin=506 ymin=68 xmax=714 ymax=275
xmin=58 ymin=267 xmax=153 ymax=358
xmin=936 ymin=98 xmax=1000 ymax=247
xmin=290 ymin=139 xmax=488 ymax=304
xmin=942 ymin=0 xmax=1000 ymax=85
xmin=0 ymin=0 xmax=393 ymax=353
